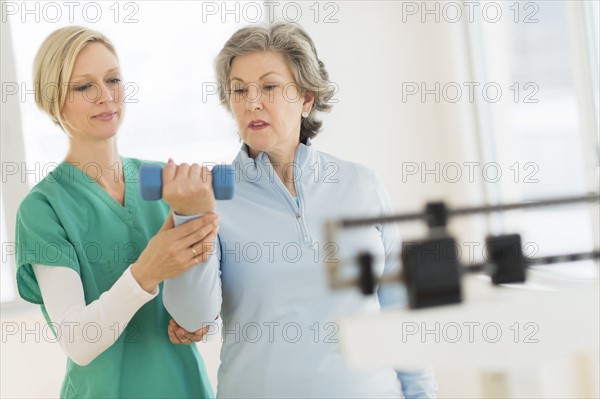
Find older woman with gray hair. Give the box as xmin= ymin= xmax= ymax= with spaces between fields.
xmin=164 ymin=22 xmax=438 ymax=398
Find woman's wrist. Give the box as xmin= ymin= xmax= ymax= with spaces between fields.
xmin=130 ymin=262 xmax=159 ymax=293
xmin=172 ymin=201 xmax=215 ymax=216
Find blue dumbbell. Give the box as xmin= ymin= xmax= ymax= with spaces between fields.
xmin=139 ymin=164 xmax=236 ymax=200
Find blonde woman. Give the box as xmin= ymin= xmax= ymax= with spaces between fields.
xmin=15 ymin=26 xmax=218 ymax=398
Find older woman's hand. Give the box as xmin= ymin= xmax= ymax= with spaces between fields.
xmin=162 ymin=160 xmax=216 ymax=216
xmin=168 ymin=318 xmax=214 ymax=344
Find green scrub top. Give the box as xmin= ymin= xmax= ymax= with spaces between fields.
xmin=15 ymin=158 xmax=214 ymax=399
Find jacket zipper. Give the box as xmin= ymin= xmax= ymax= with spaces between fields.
xmin=261 ymin=160 xmax=312 ymax=246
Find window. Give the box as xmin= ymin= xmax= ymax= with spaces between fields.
xmin=584 ymin=1 xmax=599 ymax=134
xmin=1 ymin=198 xmax=17 ymax=303
xmin=467 ymin=1 xmax=599 ymax=262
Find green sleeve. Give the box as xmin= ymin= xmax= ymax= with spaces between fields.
xmin=15 ymin=192 xmax=80 ymax=304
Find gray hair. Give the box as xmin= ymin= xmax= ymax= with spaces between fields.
xmin=215 ymin=22 xmax=334 ymax=143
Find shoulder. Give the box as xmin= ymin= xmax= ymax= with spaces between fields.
xmin=310 ymin=146 xmax=393 ymax=213
xmin=18 ymin=188 xmax=49 ymax=212
xmin=311 ymin=147 xmax=380 ymax=186
xmin=16 ymin=183 xmax=67 ymax=236
xmin=17 ymin=167 xmax=66 ymax=216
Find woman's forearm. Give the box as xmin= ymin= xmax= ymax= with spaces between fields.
xmin=33 ymin=264 xmax=157 ymax=366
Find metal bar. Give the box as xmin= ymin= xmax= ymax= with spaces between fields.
xmin=465 ymin=251 xmax=600 ymax=274
xmin=339 ymin=194 xmax=599 ymax=229
xmin=525 ymin=250 xmax=600 ymax=266
xmin=451 ymin=194 xmax=599 ymax=217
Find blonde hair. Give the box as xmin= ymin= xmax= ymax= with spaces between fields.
xmin=33 ymin=26 xmax=117 ymax=129
xmin=215 ymin=22 xmax=334 ymax=143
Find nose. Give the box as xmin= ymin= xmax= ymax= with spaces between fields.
xmin=244 ymin=83 xmax=262 ymax=112
xmin=95 ymin=82 xmax=114 ymax=104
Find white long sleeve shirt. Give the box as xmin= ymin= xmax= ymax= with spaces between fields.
xmin=32 ymin=265 xmax=157 ymax=366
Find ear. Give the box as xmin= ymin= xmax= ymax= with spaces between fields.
xmin=303 ymin=91 xmax=315 ymax=112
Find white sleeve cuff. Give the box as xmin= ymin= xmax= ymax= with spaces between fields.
xmin=123 ymin=265 xmax=159 ymax=298
xmin=173 ymin=212 xmax=205 ymax=226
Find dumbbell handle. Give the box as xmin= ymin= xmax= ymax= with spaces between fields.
xmin=139 ymin=164 xmax=236 ymax=201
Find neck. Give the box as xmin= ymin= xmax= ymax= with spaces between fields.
xmin=250 ymin=143 xmax=299 ymax=195
xmin=65 ymin=138 xmax=125 ymax=203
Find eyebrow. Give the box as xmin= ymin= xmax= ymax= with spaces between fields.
xmin=71 ymin=67 xmax=120 ymax=80
xmin=230 ymin=72 xmax=282 ymax=83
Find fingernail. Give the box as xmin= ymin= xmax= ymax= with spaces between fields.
xmin=168 ymin=158 xmax=174 ymax=163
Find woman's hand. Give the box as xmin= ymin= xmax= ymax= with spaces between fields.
xmin=168 ymin=318 xmax=213 ymax=344
xmin=131 ymin=212 xmax=219 ymax=292
xmin=162 ymin=160 xmax=216 ymax=216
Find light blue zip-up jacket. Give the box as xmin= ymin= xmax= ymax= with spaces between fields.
xmin=164 ymin=141 xmax=437 ymax=398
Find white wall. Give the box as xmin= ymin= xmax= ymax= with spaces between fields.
xmin=297 ymin=2 xmax=484 ymax=209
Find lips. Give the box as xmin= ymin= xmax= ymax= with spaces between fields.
xmin=92 ymin=111 xmax=117 ymax=121
xmin=248 ymin=120 xmax=270 ymax=130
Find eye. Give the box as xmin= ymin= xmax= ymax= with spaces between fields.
xmin=262 ymin=84 xmax=278 ymax=91
xmin=73 ymin=83 xmax=92 ymax=92
xmin=107 ymin=77 xmax=121 ymax=85
xmin=231 ymin=87 xmax=246 ymax=94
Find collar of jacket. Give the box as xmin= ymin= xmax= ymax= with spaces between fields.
xmin=236 ymin=139 xmax=315 ymax=172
